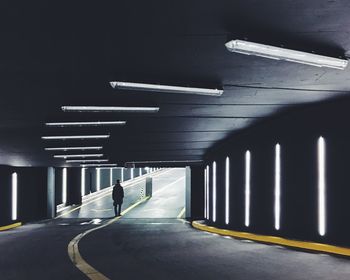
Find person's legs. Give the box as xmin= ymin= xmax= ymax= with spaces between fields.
xmin=114 ymin=205 xmax=118 ymax=216
xmin=117 ymin=204 xmax=122 ymax=216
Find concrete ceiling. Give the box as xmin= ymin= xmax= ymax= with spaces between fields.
xmin=1 ymin=0 xmax=350 ymax=167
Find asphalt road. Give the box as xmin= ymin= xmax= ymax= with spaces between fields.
xmin=124 ymin=168 xmax=185 ymax=219
xmin=1 ymin=168 xmax=350 ymax=280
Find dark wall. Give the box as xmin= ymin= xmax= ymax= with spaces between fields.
xmin=191 ymin=166 xmax=204 ymax=220
xmin=67 ymin=168 xmax=82 ymax=205
xmin=204 ymin=96 xmax=350 ymax=247
xmin=0 ymin=166 xmax=12 ymax=226
xmin=0 ymin=166 xmax=48 ymax=226
xmin=55 ymin=168 xmax=63 ymax=205
xmin=0 ymin=166 xmax=149 ymax=225
xmin=17 ymin=167 xmax=48 ymax=223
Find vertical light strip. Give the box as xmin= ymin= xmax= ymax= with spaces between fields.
xmin=206 ymin=165 xmax=210 ymax=219
xmin=121 ymin=168 xmax=124 ymax=182
xmin=11 ymin=172 xmax=18 ymax=221
xmin=62 ymin=168 xmax=67 ymax=204
xmin=225 ymin=157 xmax=230 ymax=225
xmin=131 ymin=168 xmax=134 ymax=179
xmin=81 ymin=168 xmax=86 ymax=196
xmin=318 ymin=136 xmax=326 ymax=236
xmin=96 ymin=168 xmax=101 ymax=191
xmin=245 ymin=151 xmax=251 ymax=227
xmin=275 ymin=144 xmax=281 ymax=230
xmin=212 ymin=161 xmax=217 ymax=222
xmin=204 ymin=168 xmax=207 ymax=218
xmin=110 ymin=168 xmax=113 ymax=186
xmin=139 ymin=168 xmax=142 ymax=176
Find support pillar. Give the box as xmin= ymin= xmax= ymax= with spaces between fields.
xmin=145 ymin=177 xmax=153 ymax=197
xmin=47 ymin=167 xmax=55 ymax=218
xmin=185 ymin=166 xmax=191 ymax=219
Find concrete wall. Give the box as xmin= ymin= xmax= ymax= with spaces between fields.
xmin=0 ymin=166 xmax=48 ymax=226
xmin=0 ymin=166 xmax=150 ymax=226
xmin=190 ymin=166 xmax=204 ymax=220
xmin=204 ymin=96 xmax=350 ymax=247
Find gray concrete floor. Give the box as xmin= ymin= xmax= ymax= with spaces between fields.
xmin=1 ymin=168 xmax=349 ymax=280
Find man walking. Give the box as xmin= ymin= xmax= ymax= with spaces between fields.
xmin=112 ymin=179 xmax=124 ymax=216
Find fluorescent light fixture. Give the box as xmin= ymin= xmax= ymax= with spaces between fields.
xmin=45 ymin=146 xmax=103 ymax=151
xmin=110 ymin=81 xmax=223 ymax=96
xmin=54 ymin=154 xmax=103 ymax=159
xmin=42 ymin=135 xmax=110 ymax=140
xmin=125 ymin=160 xmax=203 ymax=165
xmin=212 ymin=161 xmax=217 ymax=222
xmin=81 ymin=168 xmax=86 ymax=196
xmin=110 ymin=168 xmax=113 ymax=186
xmin=204 ymin=168 xmax=207 ymax=219
xmin=121 ymin=168 xmax=124 ymax=182
xmin=245 ymin=150 xmax=251 ymax=227
xmin=275 ymin=144 xmax=281 ymax=230
xmin=131 ymin=168 xmax=134 ymax=179
xmin=206 ymin=165 xmax=210 ymax=219
xmin=318 ymin=136 xmax=326 ymax=236
xmin=96 ymin=168 xmax=101 ymax=191
xmin=139 ymin=168 xmax=142 ymax=176
xmin=11 ymin=172 xmax=18 ymax=221
xmin=62 ymin=168 xmax=67 ymax=204
xmin=225 ymin=39 xmax=348 ymax=70
xmin=225 ymin=157 xmax=230 ymax=225
xmin=45 ymin=121 xmax=126 ymax=127
xmin=61 ymin=106 xmax=159 ymax=113
xmin=66 ymin=159 xmax=109 ymax=163
xmin=80 ymin=163 xmax=117 ymax=168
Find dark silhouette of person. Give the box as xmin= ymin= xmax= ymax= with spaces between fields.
xmin=112 ymin=179 xmax=124 ymax=216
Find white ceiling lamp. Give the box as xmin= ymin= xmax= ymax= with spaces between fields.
xmin=54 ymin=154 xmax=104 ymax=159
xmin=45 ymin=121 xmax=126 ymax=127
xmin=80 ymin=163 xmax=118 ymax=167
xmin=42 ymin=135 xmax=110 ymax=140
xmin=225 ymin=39 xmax=348 ymax=70
xmin=66 ymin=159 xmax=109 ymax=163
xmin=110 ymin=81 xmax=223 ymax=96
xmin=61 ymin=106 xmax=159 ymax=113
xmin=126 ymin=160 xmax=203 ymax=165
xmin=45 ymin=146 xmax=103 ymax=151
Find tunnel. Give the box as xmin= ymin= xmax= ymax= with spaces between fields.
xmin=1 ymin=1 xmax=350 ymax=279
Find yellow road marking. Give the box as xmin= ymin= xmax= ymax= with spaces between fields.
xmin=57 ymin=169 xmax=171 ymax=218
xmin=192 ymin=221 xmax=350 ymax=257
xmin=0 ymin=222 xmax=22 ymax=231
xmin=68 ymin=196 xmax=151 ymax=280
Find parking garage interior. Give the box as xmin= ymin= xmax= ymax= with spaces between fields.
xmin=1 ymin=1 xmax=350 ymax=279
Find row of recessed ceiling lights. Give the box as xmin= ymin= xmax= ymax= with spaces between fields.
xmin=42 ymin=78 xmax=225 ymax=166
xmin=41 ymin=84 xmax=221 ymax=165
xmin=42 ymin=39 xmax=348 ymax=166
